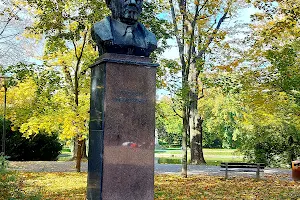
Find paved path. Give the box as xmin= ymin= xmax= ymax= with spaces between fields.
xmin=9 ymin=161 xmax=291 ymax=179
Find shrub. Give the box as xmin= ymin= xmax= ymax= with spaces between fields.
xmin=5 ymin=131 xmax=63 ymax=161
xmin=240 ymin=128 xmax=300 ymax=167
xmin=0 ymin=118 xmax=62 ymax=161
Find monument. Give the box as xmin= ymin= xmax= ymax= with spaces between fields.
xmin=87 ymin=0 xmax=158 ymax=198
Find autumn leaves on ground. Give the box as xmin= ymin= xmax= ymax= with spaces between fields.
xmin=9 ymin=172 xmax=298 ymax=200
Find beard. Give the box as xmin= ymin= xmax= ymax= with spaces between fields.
xmin=120 ymin=6 xmax=141 ymax=25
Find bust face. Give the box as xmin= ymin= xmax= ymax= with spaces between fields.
xmin=109 ymin=0 xmax=143 ymax=25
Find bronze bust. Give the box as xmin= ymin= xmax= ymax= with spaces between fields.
xmin=92 ymin=0 xmax=157 ymax=57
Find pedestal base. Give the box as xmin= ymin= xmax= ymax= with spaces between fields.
xmin=87 ymin=53 xmax=158 ymax=200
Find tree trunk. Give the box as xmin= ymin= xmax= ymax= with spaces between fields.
xmin=190 ymin=115 xmax=206 ymax=164
xmin=72 ymin=138 xmax=78 ymax=159
xmin=81 ymin=139 xmax=88 ymax=159
xmin=189 ymin=60 xmax=206 ymax=165
xmin=76 ymin=139 xmax=84 ymax=172
xmin=72 ymin=138 xmax=87 ymax=159
xmin=288 ymin=136 xmax=296 ymax=167
xmin=181 ymin=107 xmax=189 ymax=177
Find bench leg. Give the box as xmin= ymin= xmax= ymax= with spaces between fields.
xmin=256 ymin=164 xmax=260 ymax=180
xmin=225 ymin=163 xmax=228 ymax=179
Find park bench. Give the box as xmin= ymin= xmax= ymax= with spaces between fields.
xmin=220 ymin=162 xmax=265 ymax=179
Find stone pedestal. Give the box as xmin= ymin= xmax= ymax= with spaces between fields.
xmin=87 ymin=53 xmax=158 ymax=200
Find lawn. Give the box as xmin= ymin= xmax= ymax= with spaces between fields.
xmin=19 ymin=172 xmax=300 ymax=199
xmin=156 ymin=148 xmax=244 ymax=165
xmin=59 ymin=148 xmax=244 ymax=165
xmin=57 ymin=148 xmax=73 ymax=161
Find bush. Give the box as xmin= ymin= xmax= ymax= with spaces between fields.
xmin=240 ymin=128 xmax=300 ymax=167
xmin=5 ymin=131 xmax=63 ymax=161
xmin=0 ymin=118 xmax=63 ymax=161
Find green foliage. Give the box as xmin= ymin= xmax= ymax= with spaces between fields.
xmin=0 ymin=154 xmax=9 ymax=171
xmin=5 ymin=131 xmax=62 ymax=161
xmin=240 ymin=124 xmax=300 ymax=167
xmin=24 ymin=0 xmax=109 ymax=43
xmin=265 ymin=41 xmax=300 ymax=104
xmin=235 ymin=0 xmax=300 ymax=166
xmin=140 ymin=2 xmax=173 ymax=59
xmin=156 ymin=96 xmax=182 ymax=147
xmin=0 ymin=64 xmax=62 ymax=133
xmin=0 ymin=118 xmax=62 ymax=161
xmin=238 ymin=88 xmax=300 ymax=166
xmin=199 ymin=72 xmax=244 ymax=149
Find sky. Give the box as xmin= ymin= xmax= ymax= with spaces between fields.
xmin=1 ymin=3 xmax=259 ymax=90
xmin=161 ymin=6 xmax=259 ymax=61
xmin=156 ymin=6 xmax=260 ymax=99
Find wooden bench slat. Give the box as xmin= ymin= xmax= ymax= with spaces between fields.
xmin=221 ymin=162 xmax=265 ymax=166
xmin=220 ymin=169 xmax=264 ymax=172
xmin=220 ymin=162 xmax=265 ymax=180
xmin=220 ymin=165 xmax=265 ymax=169
xmin=221 ymin=163 xmax=265 ymax=168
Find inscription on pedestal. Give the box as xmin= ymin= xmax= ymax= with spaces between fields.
xmin=113 ymin=90 xmax=147 ymax=104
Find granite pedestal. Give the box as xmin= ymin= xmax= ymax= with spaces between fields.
xmin=87 ymin=53 xmax=158 ymax=200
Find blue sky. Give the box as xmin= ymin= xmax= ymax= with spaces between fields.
xmin=161 ymin=6 xmax=259 ymax=60
xmin=157 ymin=6 xmax=259 ymax=99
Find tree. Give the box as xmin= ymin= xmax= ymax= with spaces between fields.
xmin=22 ymin=0 xmax=108 ymax=171
xmin=198 ymin=60 xmax=300 ymax=166
xmin=165 ymin=0 xmax=247 ymax=176
xmin=198 ymin=79 xmax=242 ymax=149
xmin=0 ymin=64 xmax=62 ymax=135
xmin=237 ymin=79 xmax=300 ymax=165
xmin=156 ymin=96 xmax=182 ymax=147
xmin=236 ymin=0 xmax=300 ymax=165
xmin=19 ymin=0 xmax=171 ymax=172
xmin=247 ymin=0 xmax=299 ymax=96
xmin=0 ymin=0 xmax=38 ymax=66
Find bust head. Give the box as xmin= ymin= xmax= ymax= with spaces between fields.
xmin=106 ymin=0 xmax=143 ymax=25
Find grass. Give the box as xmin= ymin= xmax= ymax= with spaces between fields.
xmin=21 ymin=172 xmax=86 ymax=199
xmin=57 ymin=151 xmax=73 ymax=161
xmin=20 ymin=172 xmax=300 ymax=199
xmin=156 ymin=148 xmax=244 ymax=166
xmin=61 ymin=148 xmax=71 ymax=153
xmin=58 ymin=148 xmax=244 ymax=165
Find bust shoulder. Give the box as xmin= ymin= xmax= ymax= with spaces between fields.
xmin=91 ymin=17 xmax=157 ymax=56
xmin=91 ymin=17 xmax=113 ymax=42
xmin=136 ymin=23 xmax=157 ymax=47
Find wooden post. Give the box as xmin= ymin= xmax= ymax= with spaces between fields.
xmin=225 ymin=163 xmax=228 ymax=179
xmin=256 ymin=164 xmax=260 ymax=180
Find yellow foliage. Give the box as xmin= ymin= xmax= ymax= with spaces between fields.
xmin=0 ymin=76 xmax=90 ymax=141
xmin=21 ymin=173 xmax=300 ymax=199
xmin=69 ymin=21 xmax=79 ymax=32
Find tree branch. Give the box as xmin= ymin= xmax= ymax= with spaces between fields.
xmin=169 ymin=0 xmax=186 ymax=70
xmin=0 ymin=32 xmax=21 ymax=40
xmin=196 ymin=10 xmax=228 ymax=59
xmin=63 ymin=65 xmax=74 ymax=91
xmin=170 ymin=98 xmax=183 ymax=119
xmin=74 ymin=29 xmax=88 ymax=106
xmin=0 ymin=7 xmax=21 ymax=36
xmin=72 ymin=39 xmax=79 ymax=60
xmin=187 ymin=0 xmax=209 ymax=66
